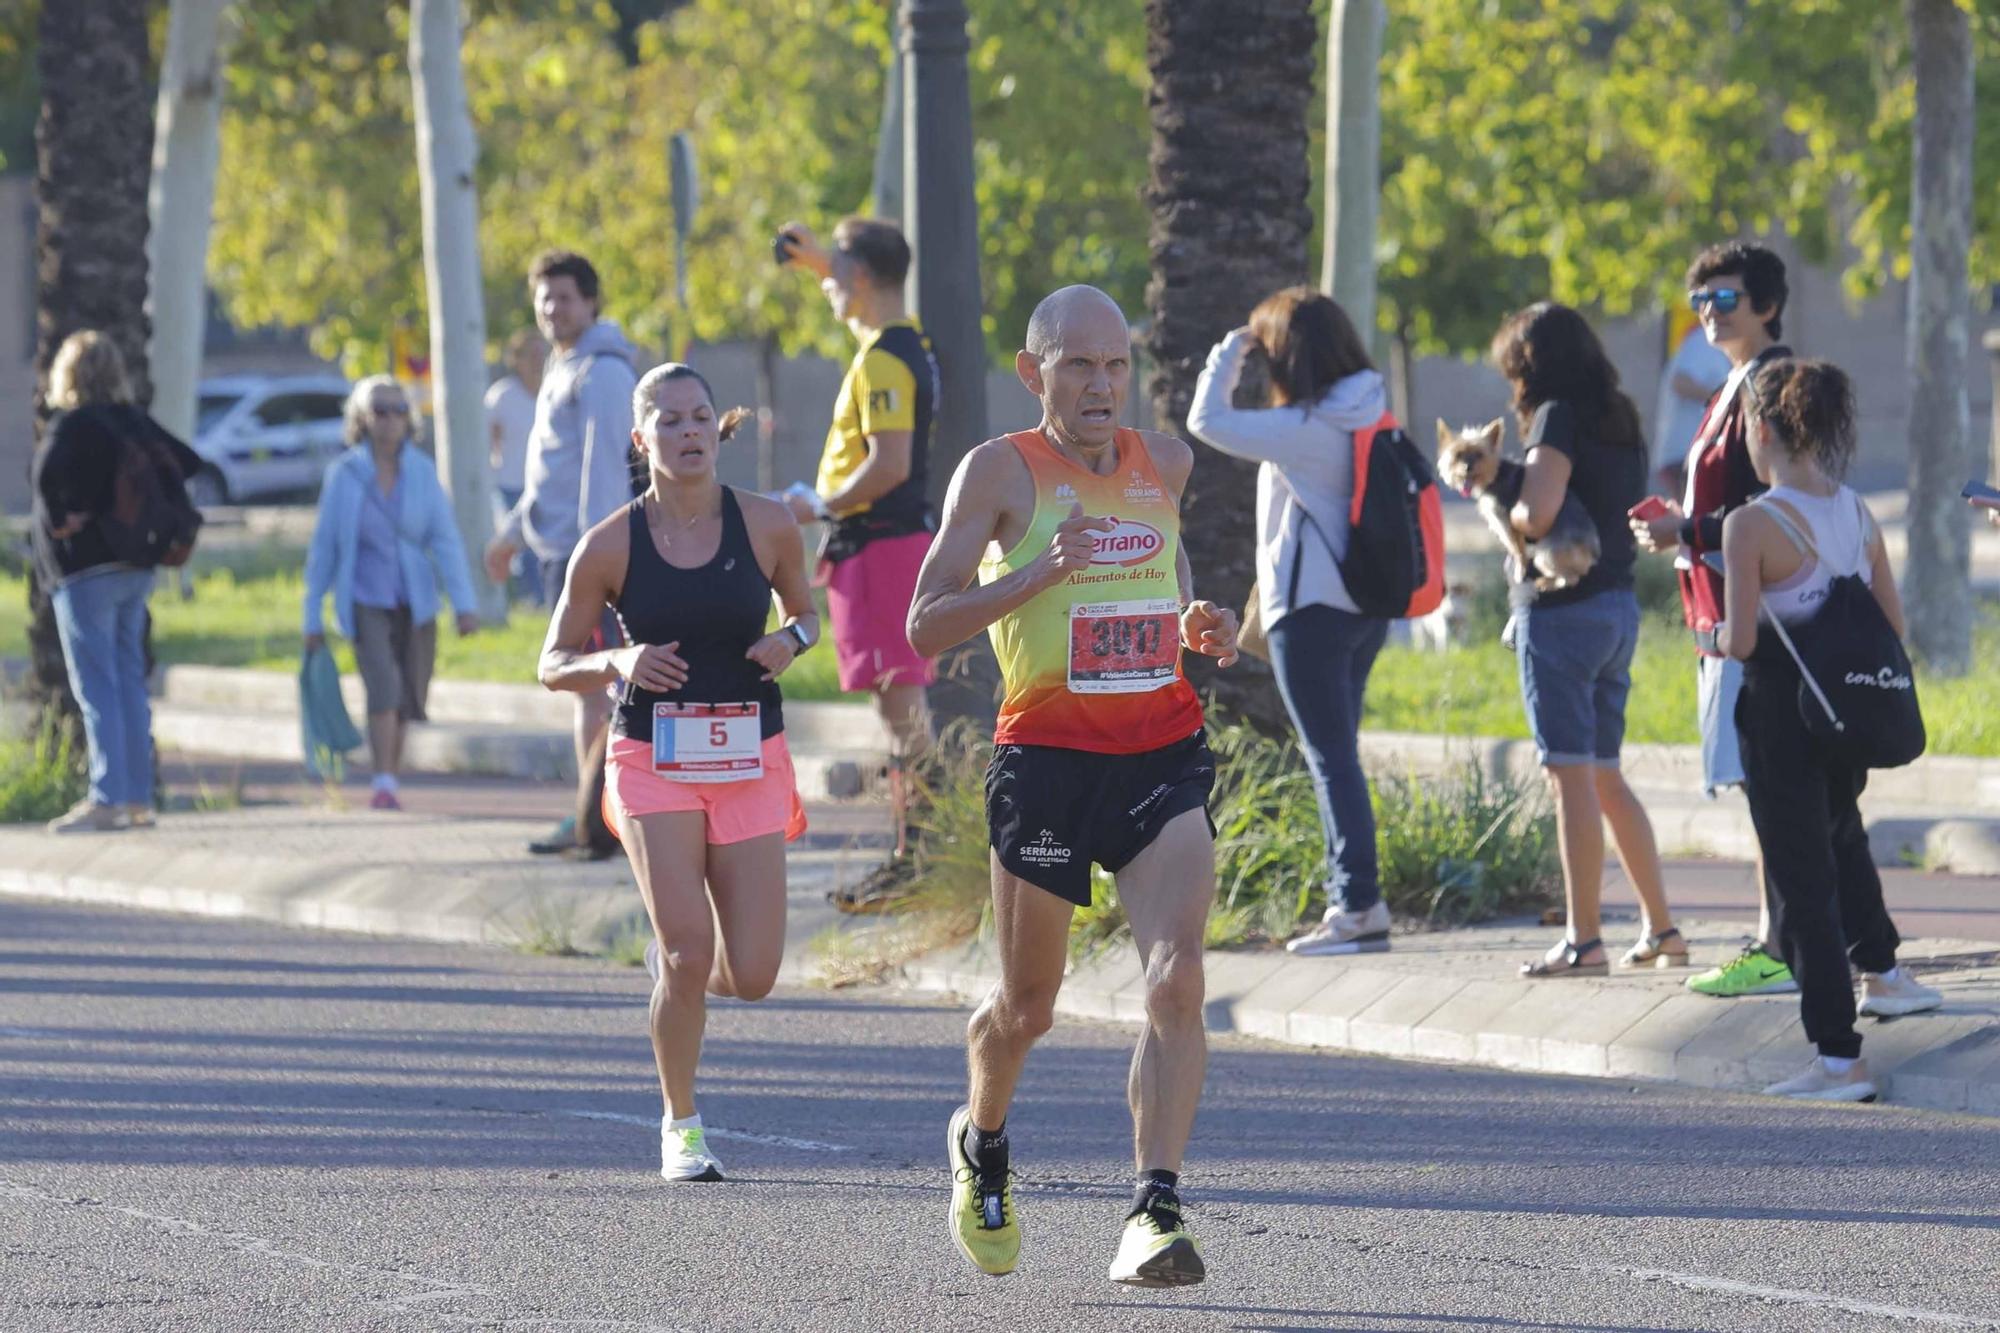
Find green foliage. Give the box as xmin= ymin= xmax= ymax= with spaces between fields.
xmin=0 ymin=0 xmax=36 ymax=173
xmin=1376 ymin=0 xmax=2000 ymax=355
xmin=203 ymin=0 xmax=1155 ymax=373
xmin=1371 ymin=765 xmax=1560 ymax=928
xmin=0 ymin=568 xmax=855 ymax=701
xmin=0 ymin=717 xmax=85 ymax=825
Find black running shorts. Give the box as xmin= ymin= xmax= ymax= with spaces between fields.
xmin=985 ymin=729 xmax=1216 ymax=906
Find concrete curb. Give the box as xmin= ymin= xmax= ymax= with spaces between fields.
xmin=0 ymin=810 xmax=870 ymax=986
xmin=151 ymin=664 xmax=889 ymax=800
xmin=5 ymin=810 xmax=1997 ymax=1118
xmin=137 ymin=668 xmax=2000 ymax=871
xmin=898 ymin=933 xmax=2000 ymax=1119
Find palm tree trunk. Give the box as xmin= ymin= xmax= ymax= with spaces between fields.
xmin=1902 ymin=0 xmax=1975 ymax=674
xmin=29 ymin=0 xmax=158 ymax=740
xmin=1143 ymin=0 xmax=1317 ymax=734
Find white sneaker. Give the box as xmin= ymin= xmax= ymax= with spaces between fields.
xmin=1858 ymin=970 xmax=1944 ymax=1018
xmin=46 ymin=801 xmax=124 ymax=835
xmin=1285 ymin=900 xmax=1391 ymax=956
xmin=660 ymin=1123 xmax=725 ymax=1182
xmin=1762 ymin=1056 xmax=1877 ymax=1103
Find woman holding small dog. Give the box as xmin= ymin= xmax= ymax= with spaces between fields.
xmin=1188 ymin=288 xmax=1395 ymax=957
xmin=1489 ymin=303 xmax=1680 ymax=978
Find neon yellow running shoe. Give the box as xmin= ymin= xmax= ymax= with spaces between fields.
xmin=1686 ymin=942 xmax=1797 ymax=998
xmin=946 ymin=1105 xmax=1019 ymax=1276
xmin=1109 ymin=1198 xmax=1205 ymax=1288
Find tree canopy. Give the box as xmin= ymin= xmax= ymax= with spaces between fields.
xmin=3 ymin=0 xmax=1991 ymax=370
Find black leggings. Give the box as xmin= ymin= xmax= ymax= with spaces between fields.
xmin=1736 ymin=652 xmax=1899 ymax=1059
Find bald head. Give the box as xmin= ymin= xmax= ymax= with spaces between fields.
xmin=1018 ymin=285 xmax=1132 ymax=453
xmin=1024 ymin=285 xmax=1128 ymax=361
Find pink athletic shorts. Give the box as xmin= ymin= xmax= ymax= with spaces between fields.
xmin=604 ymin=733 xmax=808 ymax=845
xmin=821 ymin=530 xmax=938 ymax=694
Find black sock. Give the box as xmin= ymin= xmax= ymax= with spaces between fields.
xmin=963 ymin=1119 xmax=1008 ymax=1179
xmin=1130 ymin=1168 xmax=1181 ymax=1222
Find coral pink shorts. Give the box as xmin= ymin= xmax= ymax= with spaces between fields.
xmin=604 ymin=733 xmax=808 ymax=845
xmin=821 ymin=530 xmax=938 ymax=693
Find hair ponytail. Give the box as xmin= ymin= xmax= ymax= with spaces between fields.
xmin=1749 ymin=358 xmax=1856 ymax=480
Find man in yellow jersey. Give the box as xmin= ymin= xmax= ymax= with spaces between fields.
xmin=908 ymin=285 xmax=1239 ymax=1289
xmin=778 ymin=219 xmax=938 ymax=884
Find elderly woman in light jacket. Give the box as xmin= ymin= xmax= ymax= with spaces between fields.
xmin=1188 ymin=287 xmax=1394 ymax=957
xmin=303 ymin=376 xmax=479 ymax=809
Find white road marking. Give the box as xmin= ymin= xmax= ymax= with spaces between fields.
xmin=0 ymin=1178 xmax=696 ymax=1331
xmin=1611 ymin=1266 xmax=1999 ymax=1329
xmin=556 ymin=1107 xmax=854 ymax=1153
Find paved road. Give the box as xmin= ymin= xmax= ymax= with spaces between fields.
xmin=5 ymin=900 xmax=2000 ymax=1332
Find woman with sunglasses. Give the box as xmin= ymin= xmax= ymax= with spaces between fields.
xmin=303 ymin=375 xmax=481 ymax=809
xmin=1629 ymin=241 xmax=1795 ymax=1000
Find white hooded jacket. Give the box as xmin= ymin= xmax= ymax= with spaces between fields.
xmin=1187 ymin=328 xmax=1390 ymax=626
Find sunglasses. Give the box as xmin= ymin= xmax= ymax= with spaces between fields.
xmin=372 ymin=403 xmax=410 ymax=417
xmin=1687 ymin=287 xmax=1741 ymax=314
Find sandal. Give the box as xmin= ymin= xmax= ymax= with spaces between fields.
xmin=1520 ymin=937 xmax=1608 ymax=979
xmin=1620 ymin=927 xmax=1689 ymax=969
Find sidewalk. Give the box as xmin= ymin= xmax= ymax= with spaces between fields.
xmin=4 ymin=800 xmax=1999 ymax=1119
xmin=904 ymin=926 xmax=2000 ymax=1117
xmin=147 ymin=663 xmax=2000 ymax=873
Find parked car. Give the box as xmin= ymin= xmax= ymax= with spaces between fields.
xmin=191 ymin=374 xmax=351 ymax=506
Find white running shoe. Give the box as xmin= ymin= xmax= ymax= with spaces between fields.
xmin=660 ymin=1123 xmax=725 ymax=1182
xmin=644 ymin=937 xmax=661 ymax=984
xmin=1285 ymin=900 xmax=1392 ymax=956
xmin=1762 ymin=1057 xmax=1877 ymax=1103
xmin=1858 ymin=970 xmax=1944 ymax=1018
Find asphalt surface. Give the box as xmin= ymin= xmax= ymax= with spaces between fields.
xmin=5 ymin=899 xmax=2000 ymax=1333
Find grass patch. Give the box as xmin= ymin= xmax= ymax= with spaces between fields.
xmin=602 ymin=917 xmax=654 ymax=969
xmin=0 ymin=720 xmax=85 ymax=824
xmin=0 ymin=569 xmax=857 ymax=703
xmin=502 ymin=893 xmax=590 ymax=957
xmin=810 ymin=715 xmax=1562 ymax=976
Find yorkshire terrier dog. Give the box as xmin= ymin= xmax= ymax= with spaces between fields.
xmin=1435 ymin=418 xmax=1599 ymax=597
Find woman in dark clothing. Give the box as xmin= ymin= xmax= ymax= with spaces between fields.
xmin=30 ymin=331 xmax=202 ymax=835
xmin=1490 ymin=304 xmax=1680 ymax=978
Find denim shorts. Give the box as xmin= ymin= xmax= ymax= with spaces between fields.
xmin=1514 ymin=588 xmax=1641 ymax=767
xmin=1696 ymin=652 xmax=1747 ymax=796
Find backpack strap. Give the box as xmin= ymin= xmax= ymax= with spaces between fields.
xmin=1755 ymin=494 xmax=1821 ymax=562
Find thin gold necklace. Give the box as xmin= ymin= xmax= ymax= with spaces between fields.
xmin=649 ymin=491 xmax=718 ymax=544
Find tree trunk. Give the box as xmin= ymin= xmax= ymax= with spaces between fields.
xmin=410 ymin=0 xmax=499 ymax=618
xmin=29 ymin=0 xmax=158 ymax=739
xmin=1902 ymin=0 xmax=1975 ymax=674
xmin=1143 ymin=0 xmax=1317 ymax=735
xmin=147 ymin=0 xmax=232 ymax=445
xmin=1320 ymin=0 xmax=1382 ymax=338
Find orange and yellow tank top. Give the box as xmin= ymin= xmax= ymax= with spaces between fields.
xmin=978 ymin=429 xmax=1204 ymax=754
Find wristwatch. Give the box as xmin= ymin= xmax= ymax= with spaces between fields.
xmin=785 ymin=622 xmax=812 ymax=653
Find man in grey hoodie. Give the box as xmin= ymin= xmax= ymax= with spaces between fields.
xmin=485 ymin=249 xmax=639 ymax=857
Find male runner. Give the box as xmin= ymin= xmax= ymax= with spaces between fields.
xmin=778 ymin=219 xmax=937 ymax=883
xmin=906 ymin=285 xmax=1239 ymax=1288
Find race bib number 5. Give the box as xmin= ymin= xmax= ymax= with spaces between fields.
xmin=1068 ymin=598 xmax=1179 ymax=694
xmin=653 ymin=702 xmax=763 ymax=782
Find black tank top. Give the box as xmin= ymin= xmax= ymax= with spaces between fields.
xmin=612 ymin=488 xmax=784 ymax=743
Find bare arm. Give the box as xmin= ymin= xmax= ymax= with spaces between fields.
xmin=742 ymin=493 xmax=821 ymax=681
xmin=821 ymin=430 xmax=912 ymax=514
xmin=537 ymin=521 xmax=687 ymax=694
xmin=1718 ymin=508 xmax=1767 ymax=660
xmin=1147 ymin=429 xmax=1238 ymax=666
xmin=906 ymin=442 xmax=1105 ymax=658
xmin=1511 ymin=445 xmax=1573 ymax=541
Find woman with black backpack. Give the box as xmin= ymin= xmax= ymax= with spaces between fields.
xmin=30 ymin=331 xmax=203 ymax=835
xmin=1720 ymin=358 xmax=1941 ymax=1102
